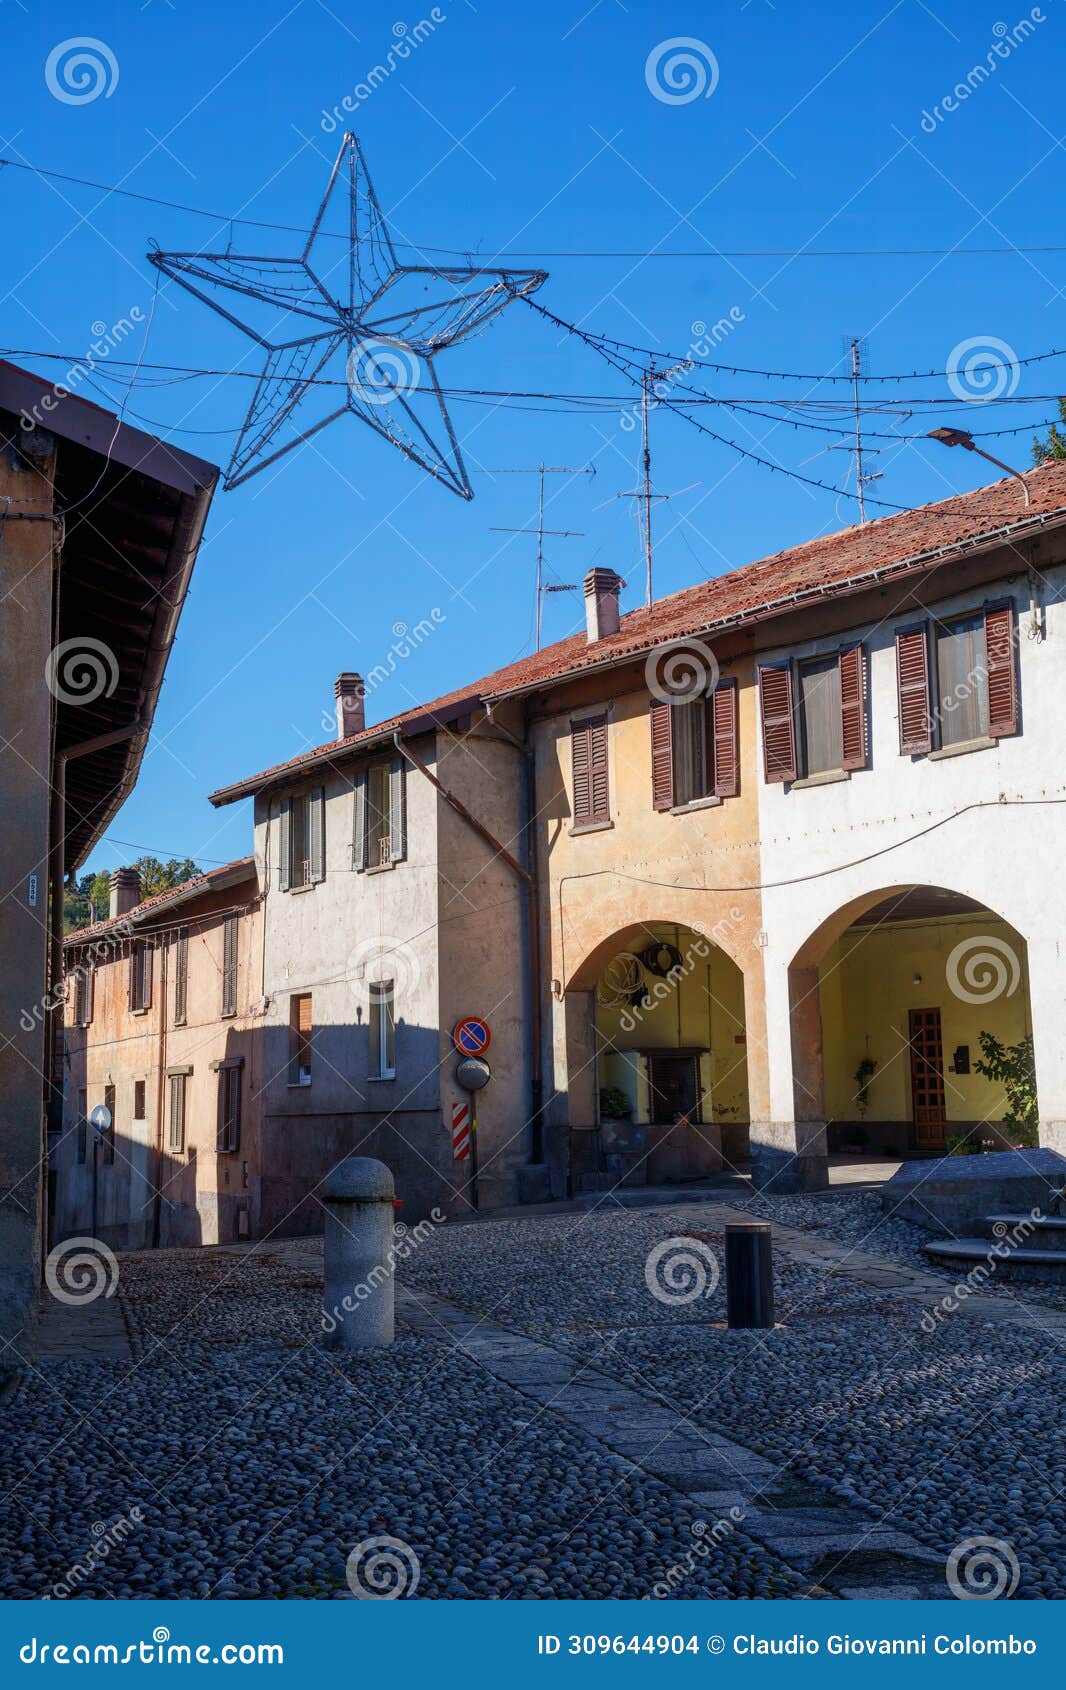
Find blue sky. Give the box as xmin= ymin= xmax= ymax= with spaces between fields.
xmin=3 ymin=0 xmax=1064 ymax=874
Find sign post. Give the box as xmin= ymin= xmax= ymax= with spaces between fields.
xmin=89 ymin=1103 xmax=111 ymax=1239
xmin=452 ymin=1020 xmax=491 ymax=1213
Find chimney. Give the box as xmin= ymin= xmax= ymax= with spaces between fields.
xmin=334 ymin=672 xmax=365 ymax=741
xmin=109 ymin=867 xmax=141 ymax=921
xmin=583 ymin=567 xmax=623 ymax=643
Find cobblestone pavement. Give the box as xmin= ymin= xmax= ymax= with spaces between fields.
xmin=2 ymin=1190 xmax=1062 ymax=1600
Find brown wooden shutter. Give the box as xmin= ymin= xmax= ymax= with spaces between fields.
xmin=174 ymin=929 xmax=188 ymax=1025
xmin=984 ymin=603 xmax=1018 ymax=737
xmin=278 ymin=796 xmax=292 ymax=891
xmin=895 ymin=627 xmax=932 ymax=755
xmin=221 ymin=916 xmax=238 ymax=1017
xmin=571 ymin=715 xmax=609 ymax=824
xmin=711 ymin=680 xmax=739 ymax=798
xmin=649 ymin=697 xmax=674 ymax=810
xmin=758 ymin=665 xmax=797 ymax=783
xmin=839 ymin=644 xmax=867 ymax=771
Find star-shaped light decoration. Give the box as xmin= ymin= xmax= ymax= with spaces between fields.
xmin=148 ymin=134 xmax=548 ymax=496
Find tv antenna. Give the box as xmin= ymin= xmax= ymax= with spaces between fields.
xmin=830 ymin=337 xmax=882 ymax=522
xmin=487 ymin=462 xmax=595 ymax=648
xmin=609 ymin=362 xmax=697 ymax=606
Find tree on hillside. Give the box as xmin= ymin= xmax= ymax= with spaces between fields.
xmin=1032 ymin=398 xmax=1066 ymax=464
xmin=133 ymin=856 xmax=202 ymax=898
xmin=63 ymin=857 xmax=202 ymax=933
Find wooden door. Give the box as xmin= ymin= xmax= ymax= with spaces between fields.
xmin=909 ymin=1007 xmax=946 ymax=1150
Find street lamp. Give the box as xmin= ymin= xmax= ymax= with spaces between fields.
xmin=927 ymin=426 xmax=1030 ymax=507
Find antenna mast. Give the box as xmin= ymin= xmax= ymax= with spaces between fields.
xmin=614 ymin=362 xmax=694 ymax=606
xmin=487 ymin=462 xmax=595 ymax=648
xmin=844 ymin=336 xmax=882 ymax=522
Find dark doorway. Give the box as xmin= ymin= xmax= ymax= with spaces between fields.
xmin=909 ymin=1007 xmax=946 ymax=1150
xmin=646 ymin=1053 xmax=703 ymax=1125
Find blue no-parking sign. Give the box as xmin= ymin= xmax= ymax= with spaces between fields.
xmin=453 ymin=1015 xmax=491 ymax=1057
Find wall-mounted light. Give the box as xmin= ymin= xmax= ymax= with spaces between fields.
xmin=912 ymin=972 xmax=923 ymax=986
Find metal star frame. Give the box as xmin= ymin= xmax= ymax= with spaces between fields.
xmin=148 ymin=134 xmax=548 ymax=496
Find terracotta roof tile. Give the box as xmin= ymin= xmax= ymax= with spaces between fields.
xmin=65 ymin=856 xmax=256 ymax=944
xmin=210 ymin=463 xmax=1066 ymax=805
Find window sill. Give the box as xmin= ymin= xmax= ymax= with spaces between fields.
xmin=131 ymin=1006 xmax=151 ymax=1017
xmin=287 ymin=881 xmax=317 ymax=895
xmin=366 ymin=859 xmax=395 ymax=875
xmin=790 ymin=768 xmax=851 ymax=790
xmin=368 ymin=1072 xmax=397 ymax=1083
xmin=569 ymin=818 xmax=614 ymax=836
xmin=670 ymin=795 xmax=723 ymax=816
xmin=287 ymin=1078 xmax=312 ymax=1089
xmin=928 ymin=735 xmax=995 ymax=761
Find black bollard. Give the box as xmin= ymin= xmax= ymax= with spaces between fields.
xmin=725 ymin=1221 xmax=775 ymax=1329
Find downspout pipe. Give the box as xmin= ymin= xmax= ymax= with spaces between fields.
xmin=391 ymin=729 xmax=544 ymax=1165
xmin=482 ymin=705 xmax=544 ymax=1167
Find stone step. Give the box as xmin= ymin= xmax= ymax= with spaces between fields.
xmin=981 ymin=1212 xmax=1066 ymax=1250
xmin=922 ymin=1237 xmax=1066 ymax=1283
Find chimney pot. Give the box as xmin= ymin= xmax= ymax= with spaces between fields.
xmin=583 ymin=568 xmax=623 ymax=643
xmin=109 ymin=867 xmax=141 ymax=921
xmin=334 ymin=672 xmax=365 ymax=741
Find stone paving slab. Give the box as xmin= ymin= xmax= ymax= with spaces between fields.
xmin=395 ymin=1284 xmax=947 ymax=1600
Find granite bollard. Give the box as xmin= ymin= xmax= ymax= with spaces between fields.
xmin=322 ymin=1156 xmax=395 ymax=1349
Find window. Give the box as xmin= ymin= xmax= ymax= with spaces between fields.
xmin=167 ymin=1072 xmax=187 ymax=1153
xmin=896 ymin=604 xmax=1018 ymax=756
xmin=367 ymin=763 xmax=391 ymax=869
xmin=935 ymin=614 xmax=989 ymax=747
xmin=72 ymin=963 xmax=93 ymax=1027
xmin=369 ymin=981 xmax=395 ymax=1079
xmin=102 ymin=1083 xmax=116 ymax=1165
xmin=759 ymin=646 xmax=866 ymax=783
xmin=77 ymin=1089 xmax=87 ymax=1166
xmin=129 ymin=940 xmax=152 ymax=1012
xmin=217 ymin=1064 xmax=241 ymax=1153
xmin=570 ymin=714 xmax=610 ymax=828
xmin=797 ymin=655 xmax=843 ymax=776
xmin=221 ymin=915 xmax=238 ymax=1017
xmin=354 ymin=760 xmax=406 ymax=870
xmin=651 ymin=681 xmax=739 ymax=809
xmin=134 ymin=1080 xmax=146 ymax=1119
xmin=280 ymin=788 xmax=325 ymax=890
xmin=290 ymin=994 xmax=313 ymax=1085
xmin=173 ymin=928 xmax=188 ymax=1026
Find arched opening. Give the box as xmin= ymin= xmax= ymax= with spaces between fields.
xmin=562 ymin=921 xmax=750 ymax=1193
xmin=790 ymin=885 xmax=1034 ymax=1161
